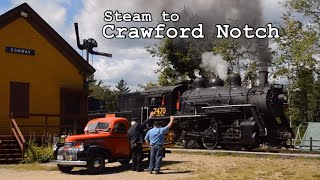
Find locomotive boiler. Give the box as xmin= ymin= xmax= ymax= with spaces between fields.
xmin=117 ymin=68 xmax=293 ymax=150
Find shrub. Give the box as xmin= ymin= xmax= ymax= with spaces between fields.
xmin=21 ymin=138 xmax=54 ymax=163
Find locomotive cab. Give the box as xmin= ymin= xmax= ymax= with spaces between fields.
xmin=142 ymin=84 xmax=188 ymax=117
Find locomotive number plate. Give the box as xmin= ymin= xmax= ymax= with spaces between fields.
xmin=153 ymin=107 xmax=166 ymax=116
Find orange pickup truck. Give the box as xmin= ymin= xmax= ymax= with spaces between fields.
xmin=54 ymin=114 xmax=174 ymax=174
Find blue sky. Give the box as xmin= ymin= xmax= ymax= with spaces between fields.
xmin=0 ymin=0 xmax=288 ymax=90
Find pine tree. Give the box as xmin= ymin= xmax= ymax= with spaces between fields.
xmin=115 ymin=79 xmax=131 ymax=94
xmin=88 ymin=75 xmax=118 ymax=112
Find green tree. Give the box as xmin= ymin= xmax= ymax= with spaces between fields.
xmin=146 ymin=8 xmax=214 ymax=86
xmin=115 ymin=79 xmax=131 ymax=94
xmin=283 ymin=0 xmax=320 ymax=125
xmin=284 ymin=0 xmax=320 ymax=28
xmin=147 ymin=38 xmax=209 ymax=86
xmin=272 ymin=12 xmax=319 ymax=127
xmin=289 ymin=68 xmax=316 ymax=126
xmin=87 ymin=74 xmax=100 ymax=86
xmin=88 ymin=75 xmax=118 ymax=112
xmin=138 ymin=82 xmax=159 ymax=90
xmin=314 ymin=77 xmax=320 ymax=122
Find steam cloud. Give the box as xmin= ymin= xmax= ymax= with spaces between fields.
xmin=137 ymin=0 xmax=271 ymax=68
xmin=201 ymin=52 xmax=228 ymax=80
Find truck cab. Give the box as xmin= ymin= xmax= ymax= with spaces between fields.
xmin=54 ymin=114 xmax=174 ymax=174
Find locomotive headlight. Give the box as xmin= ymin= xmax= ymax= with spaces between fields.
xmin=278 ymin=94 xmax=287 ymax=102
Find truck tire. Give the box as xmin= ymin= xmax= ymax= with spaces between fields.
xmin=118 ymin=158 xmax=130 ymax=165
xmin=57 ymin=165 xmax=73 ymax=173
xmin=87 ymin=154 xmax=105 ymax=174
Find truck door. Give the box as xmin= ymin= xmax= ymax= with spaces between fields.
xmin=112 ymin=122 xmax=130 ymax=157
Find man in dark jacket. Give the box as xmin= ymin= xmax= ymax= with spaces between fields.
xmin=128 ymin=111 xmax=154 ymax=172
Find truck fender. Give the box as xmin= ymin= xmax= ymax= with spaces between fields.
xmin=86 ymin=145 xmax=112 ymax=162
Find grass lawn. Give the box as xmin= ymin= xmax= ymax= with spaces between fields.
xmin=0 ymin=163 xmax=57 ymax=171
xmin=167 ymin=152 xmax=320 ymax=180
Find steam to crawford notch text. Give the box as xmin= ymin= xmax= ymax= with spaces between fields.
xmin=102 ymin=10 xmax=280 ymax=39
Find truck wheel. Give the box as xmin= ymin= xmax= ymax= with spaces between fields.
xmin=118 ymin=158 xmax=130 ymax=165
xmin=87 ymin=154 xmax=105 ymax=174
xmin=57 ymin=165 xmax=73 ymax=173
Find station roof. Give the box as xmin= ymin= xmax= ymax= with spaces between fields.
xmin=0 ymin=3 xmax=95 ymax=75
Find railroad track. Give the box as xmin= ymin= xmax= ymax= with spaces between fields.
xmin=167 ymin=148 xmax=320 ymax=158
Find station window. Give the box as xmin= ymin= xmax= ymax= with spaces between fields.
xmin=10 ymin=82 xmax=29 ymax=117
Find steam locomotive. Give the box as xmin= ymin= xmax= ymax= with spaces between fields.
xmin=116 ymin=68 xmax=293 ymax=150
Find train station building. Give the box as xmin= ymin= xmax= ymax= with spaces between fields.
xmin=0 ymin=3 xmax=95 ymax=136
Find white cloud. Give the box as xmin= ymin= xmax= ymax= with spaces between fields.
xmin=93 ymin=56 xmax=159 ymax=90
xmin=10 ymin=0 xmax=68 ymax=32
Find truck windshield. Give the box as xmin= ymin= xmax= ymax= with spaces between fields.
xmin=86 ymin=122 xmax=110 ymax=132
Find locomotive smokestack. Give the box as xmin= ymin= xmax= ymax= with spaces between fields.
xmin=259 ymin=66 xmax=268 ymax=86
xmin=257 ymin=43 xmax=271 ymax=86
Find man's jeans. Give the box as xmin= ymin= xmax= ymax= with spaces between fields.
xmin=149 ymin=145 xmax=163 ymax=171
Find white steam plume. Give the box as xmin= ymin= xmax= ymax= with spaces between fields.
xmin=201 ymin=52 xmax=228 ymax=80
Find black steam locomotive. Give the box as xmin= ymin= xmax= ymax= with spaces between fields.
xmin=116 ymin=69 xmax=293 ymax=150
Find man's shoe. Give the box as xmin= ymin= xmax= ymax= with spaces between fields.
xmin=155 ymin=170 xmax=163 ymax=174
xmin=136 ymin=169 xmax=144 ymax=172
xmin=149 ymin=170 xmax=153 ymax=174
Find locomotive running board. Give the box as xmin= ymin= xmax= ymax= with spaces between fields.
xmin=173 ymin=115 xmax=206 ymax=118
xmin=151 ymin=114 xmax=205 ymax=120
xmin=201 ymin=104 xmax=255 ymax=109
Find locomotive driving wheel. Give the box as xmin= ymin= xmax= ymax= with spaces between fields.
xmin=182 ymin=138 xmax=197 ymax=149
xmin=179 ymin=130 xmax=197 ymax=149
xmin=201 ymin=124 xmax=218 ymax=150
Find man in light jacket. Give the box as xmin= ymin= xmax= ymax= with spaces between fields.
xmin=145 ymin=116 xmax=174 ymax=174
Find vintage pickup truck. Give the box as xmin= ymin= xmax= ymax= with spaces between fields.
xmin=54 ymin=114 xmax=174 ymax=174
